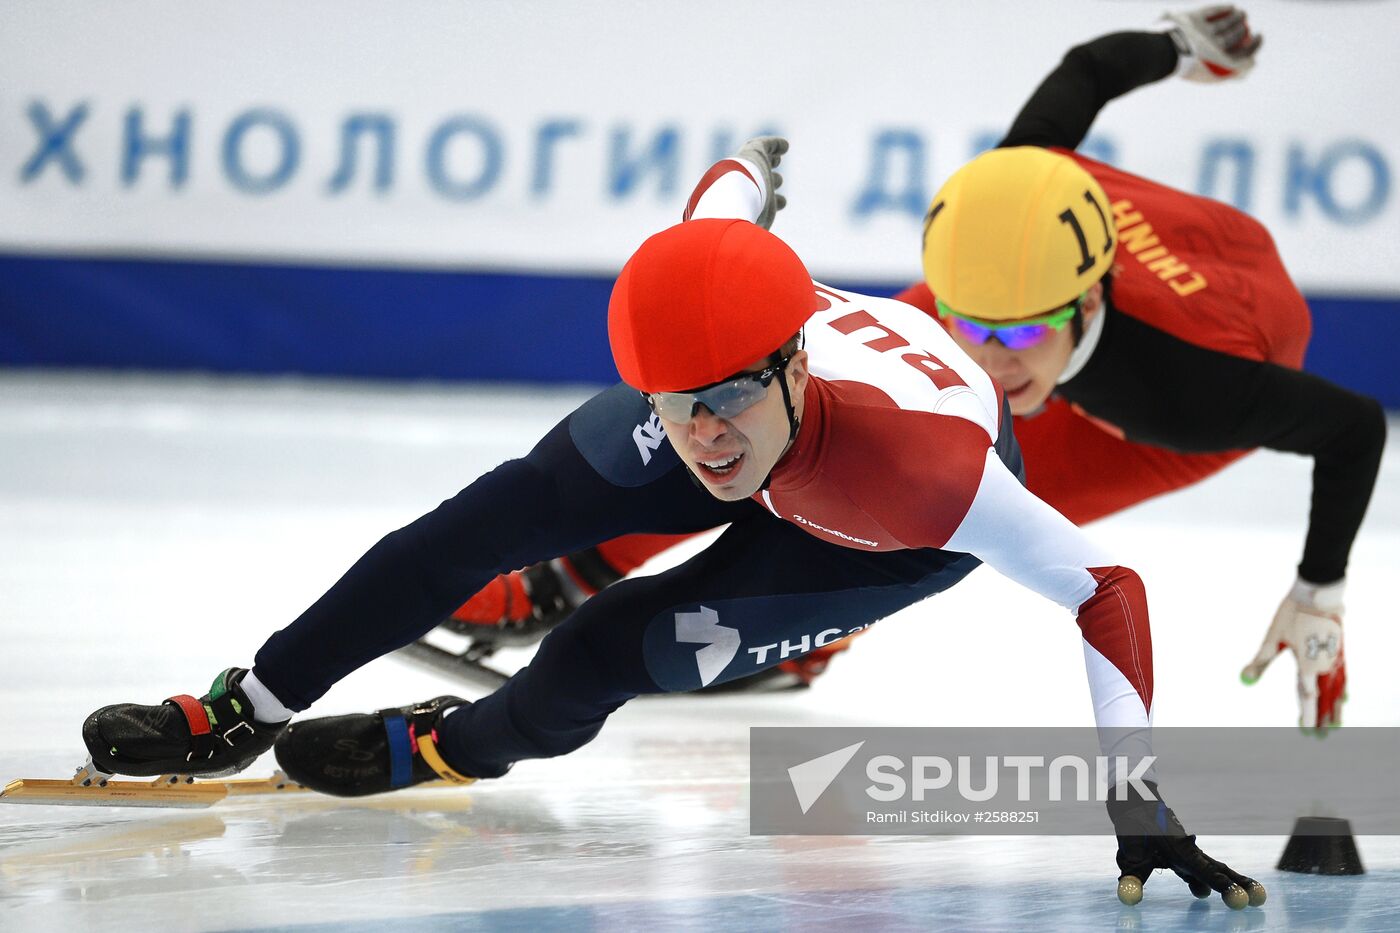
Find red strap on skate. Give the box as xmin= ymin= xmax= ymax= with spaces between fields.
xmin=167 ymin=694 xmax=212 ymax=736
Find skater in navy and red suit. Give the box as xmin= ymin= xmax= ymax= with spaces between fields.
xmin=85 ymin=123 xmax=1267 ymax=906
xmin=439 ymin=5 xmax=1382 ymax=729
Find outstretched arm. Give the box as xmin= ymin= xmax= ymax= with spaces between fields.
xmin=999 ymin=31 xmax=1178 ymax=150
xmin=1056 ymin=310 xmax=1384 ymax=728
xmin=1000 ymin=5 xmax=1261 ymax=151
xmin=938 ymin=447 xmax=1264 ymax=909
xmin=941 ymin=449 xmax=1155 ymax=733
xmin=1059 ymin=314 xmax=1385 ymax=588
xmin=683 ymin=137 xmax=788 ymax=228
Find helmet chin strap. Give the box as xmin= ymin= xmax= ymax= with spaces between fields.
xmin=777 ymin=364 xmax=800 ymax=444
xmin=759 ymin=368 xmax=801 ymax=492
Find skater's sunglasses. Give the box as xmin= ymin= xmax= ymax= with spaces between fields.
xmin=644 ymin=356 xmax=792 ymax=424
xmin=936 ymin=295 xmax=1084 ymax=351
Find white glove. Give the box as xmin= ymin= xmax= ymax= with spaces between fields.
xmin=1163 ymin=5 xmax=1262 ymax=82
xmin=1240 ymin=578 xmax=1346 ymax=729
xmin=736 ymin=136 xmax=788 ymax=230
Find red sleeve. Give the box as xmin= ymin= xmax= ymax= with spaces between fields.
xmin=1079 ymin=565 xmax=1155 ymax=715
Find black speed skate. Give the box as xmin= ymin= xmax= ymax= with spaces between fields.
xmin=274 ymin=695 xmax=478 ymax=797
xmin=82 ymin=668 xmax=287 ymax=778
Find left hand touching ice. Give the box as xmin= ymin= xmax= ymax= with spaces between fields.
xmin=1241 ymin=577 xmax=1346 ymax=730
xmin=1108 ymin=781 xmax=1266 ymax=909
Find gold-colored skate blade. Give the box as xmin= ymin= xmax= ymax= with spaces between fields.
xmin=0 ymin=770 xmax=314 ymax=809
xmin=0 ymin=769 xmax=469 ymax=809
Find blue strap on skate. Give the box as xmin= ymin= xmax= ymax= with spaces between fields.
xmin=382 ymin=712 xmax=413 ymax=789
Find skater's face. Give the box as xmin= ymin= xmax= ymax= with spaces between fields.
xmin=945 ymin=282 xmax=1104 ymax=416
xmin=658 ymin=349 xmax=809 ymax=501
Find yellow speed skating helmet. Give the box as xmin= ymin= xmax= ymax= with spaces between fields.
xmin=922 ymin=147 xmax=1116 ymax=321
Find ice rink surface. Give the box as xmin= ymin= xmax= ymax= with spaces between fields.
xmin=2 ymin=372 xmax=1398 ymax=932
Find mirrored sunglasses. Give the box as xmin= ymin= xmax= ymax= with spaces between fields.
xmin=936 ymin=297 xmax=1082 ymax=351
xmin=645 ymin=358 xmax=790 ymax=423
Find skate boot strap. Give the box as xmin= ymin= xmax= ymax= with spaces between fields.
xmin=415 ymin=731 xmax=475 ymax=786
xmin=379 ymin=704 xmax=475 ymax=788
xmin=165 ymin=669 xmax=262 ymax=763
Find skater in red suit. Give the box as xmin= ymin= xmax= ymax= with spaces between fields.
xmin=436 ymin=6 xmax=1383 ymax=729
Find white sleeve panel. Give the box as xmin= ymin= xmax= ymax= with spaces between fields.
xmin=942 ymin=449 xmax=1112 ymax=611
xmin=685 ymin=158 xmax=766 ymax=223
xmin=944 ymin=449 xmax=1155 ymax=739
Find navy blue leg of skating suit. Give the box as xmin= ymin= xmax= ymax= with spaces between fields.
xmin=436 ymin=512 xmax=987 ymax=777
xmin=251 ymin=383 xmax=752 ymax=710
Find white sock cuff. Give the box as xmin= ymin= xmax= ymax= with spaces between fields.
xmin=241 ymin=669 xmax=295 ymax=723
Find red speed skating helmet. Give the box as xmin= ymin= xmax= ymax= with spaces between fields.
xmin=608 ymin=219 xmax=819 ymax=393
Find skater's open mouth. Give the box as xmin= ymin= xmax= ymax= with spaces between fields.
xmin=696 ymin=452 xmax=744 ymax=480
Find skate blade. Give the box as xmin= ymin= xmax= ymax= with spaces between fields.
xmin=395 ymin=641 xmax=510 ymax=690
xmin=0 ymin=770 xmax=311 ymax=809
